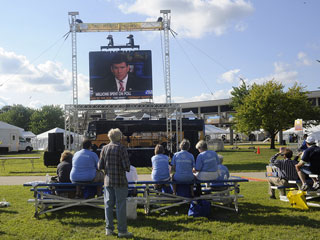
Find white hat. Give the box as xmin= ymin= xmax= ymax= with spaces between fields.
xmin=306 ymin=136 xmax=316 ymax=144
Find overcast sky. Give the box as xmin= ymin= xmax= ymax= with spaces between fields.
xmin=0 ymin=0 xmax=319 ymax=109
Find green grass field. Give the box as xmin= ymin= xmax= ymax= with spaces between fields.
xmin=1 ymin=182 xmax=319 ymax=240
xmin=1 ymin=144 xmax=319 ymax=239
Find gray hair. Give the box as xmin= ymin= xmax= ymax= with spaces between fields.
xmin=179 ymin=139 xmax=190 ymax=151
xmin=107 ymin=128 xmax=122 ymax=142
xmin=218 ymin=154 xmax=224 ymax=164
xmin=196 ymin=140 xmax=207 ymax=151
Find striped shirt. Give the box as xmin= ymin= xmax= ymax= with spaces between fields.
xmin=270 ymin=153 xmax=299 ymax=180
xmin=98 ymin=142 xmax=130 ymax=187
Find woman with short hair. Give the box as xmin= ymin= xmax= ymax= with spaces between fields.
xmin=194 ymin=140 xmax=219 ymax=181
xmin=171 ymin=139 xmax=195 ymax=196
xmin=151 ymin=144 xmax=170 ymax=191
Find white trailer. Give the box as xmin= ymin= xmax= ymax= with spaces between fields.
xmin=0 ymin=121 xmax=33 ymax=152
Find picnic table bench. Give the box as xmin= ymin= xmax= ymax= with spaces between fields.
xmin=266 ymin=166 xmax=320 ymax=207
xmin=24 ymin=177 xmax=248 ymax=218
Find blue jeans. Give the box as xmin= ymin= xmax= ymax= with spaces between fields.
xmin=104 ymin=186 xmax=128 ymax=233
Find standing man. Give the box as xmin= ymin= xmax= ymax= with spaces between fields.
xmin=98 ymin=128 xmax=133 ymax=238
xmin=295 ymin=136 xmax=320 ymax=190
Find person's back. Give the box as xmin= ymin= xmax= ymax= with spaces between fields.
xmin=172 ymin=150 xmax=195 ymax=182
xmin=196 ymin=150 xmax=219 ymax=172
xmin=303 ymin=145 xmax=320 ymax=174
xmin=57 ymin=160 xmax=72 ymax=183
xmin=100 ymin=142 xmax=129 ymax=187
xmin=70 ymin=148 xmax=99 ymax=182
xmin=217 ymin=164 xmax=230 ymax=180
xmin=151 ymin=153 xmax=170 ymax=181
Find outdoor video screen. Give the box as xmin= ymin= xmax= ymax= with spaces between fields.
xmin=89 ymin=50 xmax=152 ymax=100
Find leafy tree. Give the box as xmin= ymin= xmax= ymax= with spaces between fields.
xmin=29 ymin=105 xmax=64 ymax=134
xmin=231 ymin=80 xmax=320 ymax=149
xmin=0 ymin=104 xmax=35 ymax=130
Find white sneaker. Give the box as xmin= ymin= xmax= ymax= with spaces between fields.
xmin=312 ymin=182 xmax=320 ymax=190
xmin=106 ymin=229 xmax=115 ymax=236
xmin=118 ymin=231 xmax=133 ymax=238
xmin=300 ymin=183 xmax=308 ymax=191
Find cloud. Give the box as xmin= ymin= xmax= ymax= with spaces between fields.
xmin=250 ymin=61 xmax=298 ymax=86
xmin=0 ymin=48 xmax=73 ymax=95
xmin=117 ymin=0 xmax=254 ymax=38
xmin=218 ymin=69 xmax=240 ymax=83
xmin=297 ymin=51 xmax=312 ymax=66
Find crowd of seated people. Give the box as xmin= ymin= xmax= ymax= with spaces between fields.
xmin=268 ymin=135 xmax=320 ymax=198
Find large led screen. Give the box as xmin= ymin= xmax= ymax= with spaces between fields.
xmin=89 ymin=50 xmax=152 ymax=100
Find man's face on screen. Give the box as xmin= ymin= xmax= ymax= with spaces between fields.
xmin=111 ymin=62 xmax=129 ymax=81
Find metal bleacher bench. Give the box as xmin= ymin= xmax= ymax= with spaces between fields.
xmin=23 ymin=177 xmax=248 ymax=218
xmin=266 ymin=166 xmax=320 ymax=206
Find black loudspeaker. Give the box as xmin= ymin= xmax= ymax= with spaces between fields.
xmin=55 ymin=133 xmax=64 ymax=152
xmin=183 ymin=131 xmax=199 ymax=159
xmin=48 ymin=133 xmax=55 ymax=152
xmin=44 ymin=151 xmax=62 ymax=167
xmin=128 ymin=148 xmax=153 ymax=167
xmin=48 ymin=133 xmax=65 ymax=152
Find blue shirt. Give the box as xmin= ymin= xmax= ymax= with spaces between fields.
xmin=171 ymin=150 xmax=195 ymax=182
xmin=195 ymin=150 xmax=218 ymax=172
xmin=70 ymin=149 xmax=99 ymax=182
xmin=151 ymin=154 xmax=170 ymax=181
xmin=217 ymin=164 xmax=230 ymax=180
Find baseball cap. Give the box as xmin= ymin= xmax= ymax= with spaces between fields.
xmin=306 ymin=136 xmax=316 ymax=144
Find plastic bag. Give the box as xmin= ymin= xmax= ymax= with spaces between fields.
xmin=126 ymin=197 xmax=137 ymax=219
xmin=287 ymin=190 xmax=308 ymax=210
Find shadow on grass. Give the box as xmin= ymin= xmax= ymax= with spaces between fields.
xmin=209 ymin=202 xmax=320 ymax=228
xmin=227 ymin=162 xmax=267 ymax=172
xmin=0 ymin=208 xmax=18 ymax=214
xmin=220 ymin=149 xmax=254 ymax=153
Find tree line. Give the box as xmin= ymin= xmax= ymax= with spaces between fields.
xmin=0 ymin=105 xmax=64 ymax=135
xmin=231 ymin=80 xmax=320 ymax=149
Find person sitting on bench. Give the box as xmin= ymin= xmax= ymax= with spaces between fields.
xmin=295 ymin=136 xmax=320 ymax=191
xmin=57 ymin=150 xmax=73 ymax=183
xmin=151 ymin=144 xmax=170 ymax=191
xmin=171 ymin=139 xmax=195 ymax=196
xmin=70 ymin=139 xmax=104 ymax=197
xmin=194 ymin=140 xmax=219 ymax=182
xmin=268 ymin=147 xmax=299 ymax=199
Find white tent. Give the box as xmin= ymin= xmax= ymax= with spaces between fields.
xmin=205 ymin=125 xmax=228 ymax=136
xmin=31 ymin=127 xmax=82 ymax=150
xmin=310 ymin=131 xmax=320 ymax=144
xmin=281 ymin=125 xmax=320 ymax=142
xmin=170 ymin=111 xmax=197 ymax=119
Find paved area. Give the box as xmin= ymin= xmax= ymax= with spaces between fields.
xmin=0 ymin=172 xmax=266 ymax=185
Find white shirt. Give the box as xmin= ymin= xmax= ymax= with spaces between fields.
xmin=116 ymin=75 xmax=128 ymax=91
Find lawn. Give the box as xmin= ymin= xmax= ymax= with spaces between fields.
xmin=1 ymin=182 xmax=319 ymax=239
xmin=1 ymin=144 xmax=319 ymax=239
xmin=0 ymin=144 xmax=282 ymax=176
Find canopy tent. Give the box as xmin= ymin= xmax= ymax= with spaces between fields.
xmin=170 ymin=110 xmax=197 ymax=119
xmin=205 ymin=125 xmax=228 ymax=136
xmin=310 ymin=131 xmax=320 ymax=143
xmin=31 ymin=127 xmax=82 ymax=150
xmin=281 ymin=125 xmax=320 ymax=142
